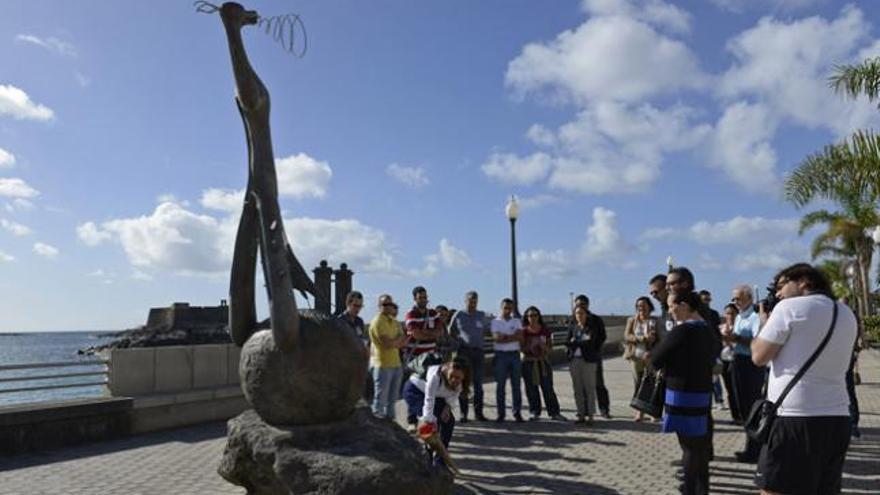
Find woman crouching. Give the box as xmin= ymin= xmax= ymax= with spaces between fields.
xmin=651 ymin=291 xmax=721 ymax=495
xmin=403 ymin=357 xmax=471 ymax=470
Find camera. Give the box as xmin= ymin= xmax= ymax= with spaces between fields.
xmin=757 ymin=280 xmax=779 ymax=314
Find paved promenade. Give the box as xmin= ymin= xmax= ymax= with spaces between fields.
xmin=1 ymin=351 xmax=878 ymax=495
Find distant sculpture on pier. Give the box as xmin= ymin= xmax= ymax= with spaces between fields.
xmin=197 ymin=3 xmax=451 ymax=493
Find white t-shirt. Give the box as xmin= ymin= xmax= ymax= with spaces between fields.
xmin=491 ymin=316 xmax=522 ymax=352
xmin=410 ymin=364 xmax=461 ymax=423
xmin=758 ymin=295 xmax=856 ymax=417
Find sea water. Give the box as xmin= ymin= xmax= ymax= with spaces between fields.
xmin=0 ymin=331 xmax=115 ymax=407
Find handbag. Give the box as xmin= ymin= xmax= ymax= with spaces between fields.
xmin=744 ymin=299 xmax=838 ymax=444
xmin=630 ymin=368 xmax=666 ymax=418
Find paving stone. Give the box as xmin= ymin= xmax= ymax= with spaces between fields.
xmin=0 ymin=351 xmax=878 ymax=494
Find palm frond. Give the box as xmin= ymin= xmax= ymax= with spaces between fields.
xmin=830 ymin=57 xmax=880 ymax=105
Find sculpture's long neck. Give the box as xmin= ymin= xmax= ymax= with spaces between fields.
xmin=221 ymin=20 xmax=266 ymax=112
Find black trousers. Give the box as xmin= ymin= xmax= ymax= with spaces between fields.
xmin=732 ymin=354 xmax=765 ymax=456
xmin=677 ymin=433 xmax=711 ymax=495
xmin=596 ymin=358 xmax=610 ymax=413
xmin=846 ymin=353 xmax=859 ymax=433
xmin=720 ymin=360 xmax=739 ymax=421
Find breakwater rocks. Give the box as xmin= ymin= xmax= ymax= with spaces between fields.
xmin=78 ymin=301 xmax=255 ymax=354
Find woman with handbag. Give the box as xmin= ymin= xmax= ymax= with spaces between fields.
xmin=624 ymin=296 xmax=658 ymax=421
xmin=651 ymin=291 xmax=721 ymax=495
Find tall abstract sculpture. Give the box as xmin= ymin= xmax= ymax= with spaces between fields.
xmin=198 ymin=3 xmax=452 ymax=493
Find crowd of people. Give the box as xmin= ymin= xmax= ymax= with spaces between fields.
xmin=334 ymin=262 xmax=863 ymax=495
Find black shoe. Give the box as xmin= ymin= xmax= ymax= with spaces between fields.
xmin=600 ymin=410 xmax=612 ymax=419
xmin=513 ymin=413 xmax=524 ymax=423
xmin=460 ymin=416 xmax=468 ymax=424
xmin=495 ymin=416 xmax=505 ymax=423
xmin=734 ymin=451 xmax=758 ymax=463
xmin=475 ymin=412 xmax=488 ymax=422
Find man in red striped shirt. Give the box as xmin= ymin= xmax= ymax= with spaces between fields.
xmin=405 ymin=286 xmax=442 ymax=357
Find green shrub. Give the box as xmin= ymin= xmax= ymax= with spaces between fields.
xmin=864 ymin=315 xmax=880 ymax=346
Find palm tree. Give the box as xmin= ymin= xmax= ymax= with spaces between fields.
xmin=785 ymin=132 xmax=880 ymax=319
xmin=831 ymin=57 xmax=880 ymax=106
xmin=799 ymin=210 xmax=875 ymax=318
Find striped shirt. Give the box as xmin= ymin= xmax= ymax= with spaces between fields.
xmin=405 ymin=306 xmax=441 ymax=355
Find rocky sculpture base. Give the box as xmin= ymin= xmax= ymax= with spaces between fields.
xmin=219 ymin=408 xmax=453 ymax=495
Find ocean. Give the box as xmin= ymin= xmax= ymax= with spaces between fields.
xmin=0 ymin=331 xmax=116 ymax=407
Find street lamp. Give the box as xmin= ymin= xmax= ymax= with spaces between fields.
xmin=506 ymin=195 xmax=520 ymax=317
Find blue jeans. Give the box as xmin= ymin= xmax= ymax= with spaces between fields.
xmin=372 ymin=366 xmax=402 ymax=419
xmin=402 ymin=381 xmax=455 ymax=467
xmin=494 ymin=350 xmax=522 ymax=418
xmin=457 ymin=346 xmax=484 ymax=418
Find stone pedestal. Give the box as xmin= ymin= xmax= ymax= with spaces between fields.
xmin=219 ymin=408 xmax=453 ymax=495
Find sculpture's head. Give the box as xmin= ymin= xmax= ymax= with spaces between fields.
xmin=220 ymin=2 xmax=259 ymax=27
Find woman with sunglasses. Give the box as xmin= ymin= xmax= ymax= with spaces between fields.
xmin=521 ymin=306 xmax=567 ymax=421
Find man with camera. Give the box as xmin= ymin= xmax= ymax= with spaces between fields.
xmin=750 ymin=263 xmax=857 ymax=495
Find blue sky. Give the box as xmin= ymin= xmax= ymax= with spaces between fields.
xmin=2 ymin=0 xmax=879 ymax=331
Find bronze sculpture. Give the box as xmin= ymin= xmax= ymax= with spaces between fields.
xmin=198 ymin=1 xmax=366 ymax=425
xmin=200 ymin=4 xmax=453 ymax=492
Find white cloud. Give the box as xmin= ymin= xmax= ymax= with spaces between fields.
xmin=0 ymin=85 xmax=54 ymax=121
xmin=518 ymin=249 xmax=577 ymax=285
xmin=15 ymin=34 xmax=77 ymax=57
xmin=505 ymin=14 xmax=704 ymax=104
xmin=386 ymin=163 xmax=430 ymax=188
xmin=696 ymin=253 xmax=724 ymax=271
xmin=710 ymin=0 xmax=828 ymax=14
xmin=0 ymin=178 xmax=39 ymax=198
xmin=581 ymin=207 xmax=636 ymax=268
xmin=641 ymin=216 xmax=799 ymax=246
xmin=0 ymin=218 xmax=32 ymax=236
xmin=517 ymin=194 xmax=562 ymax=211
xmin=76 ymin=221 xmax=112 ymax=246
xmin=732 ymin=241 xmax=809 ymax=272
xmin=275 ymin=153 xmax=332 ymax=199
xmin=80 ymin=201 xmax=401 ymax=277
xmin=0 ymin=250 xmax=13 ymax=262
xmin=0 ymin=148 xmax=15 ymax=169
xmin=708 ymin=101 xmax=780 ymax=192
xmin=510 ymin=102 xmax=710 ymax=195
xmin=581 ymin=0 xmax=693 ymax=35
xmin=33 ymin=242 xmax=59 ymax=259
xmin=481 ymin=152 xmax=552 ymax=186
xmin=438 ymin=238 xmax=472 ymax=269
xmin=719 ymin=6 xmax=879 ymax=137
xmin=131 ymin=270 xmax=153 ymax=281
xmin=4 ymin=198 xmax=35 ymax=212
xmin=99 ymin=202 xmax=230 ymax=274
xmin=200 ymin=188 xmax=244 ymax=212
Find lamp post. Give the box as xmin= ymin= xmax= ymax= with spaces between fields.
xmin=506 ymin=195 xmax=520 ymax=317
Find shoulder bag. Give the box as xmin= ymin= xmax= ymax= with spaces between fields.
xmin=744 ymin=299 xmax=838 ymax=444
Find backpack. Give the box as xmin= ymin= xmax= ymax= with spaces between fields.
xmin=408 ymin=351 xmax=445 ymax=381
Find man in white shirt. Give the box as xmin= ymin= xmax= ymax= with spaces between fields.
xmin=491 ymin=298 xmax=524 ymax=422
xmin=751 ymin=263 xmax=857 ymax=495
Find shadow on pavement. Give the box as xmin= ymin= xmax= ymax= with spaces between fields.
xmin=0 ymin=421 xmax=229 ymax=471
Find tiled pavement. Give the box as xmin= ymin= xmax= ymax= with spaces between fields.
xmin=1 ymin=351 xmax=878 ymax=495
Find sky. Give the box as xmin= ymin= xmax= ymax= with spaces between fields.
xmin=2 ymin=0 xmax=880 ymax=332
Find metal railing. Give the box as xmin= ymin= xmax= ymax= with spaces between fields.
xmin=0 ymin=360 xmax=109 ymax=396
